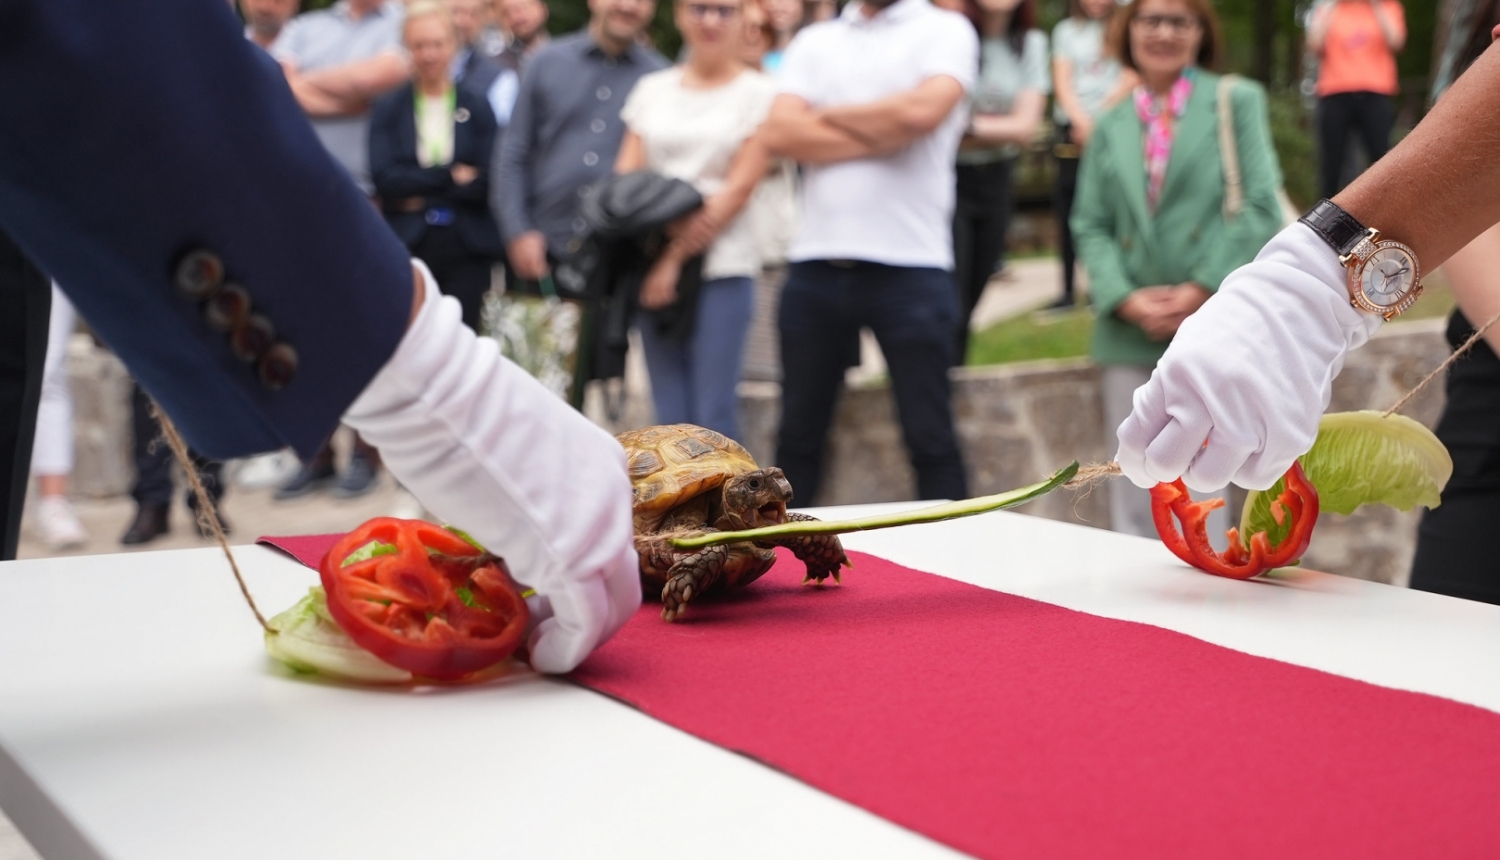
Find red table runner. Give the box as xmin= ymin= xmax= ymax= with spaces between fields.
xmin=260 ymin=535 xmax=1500 ymax=858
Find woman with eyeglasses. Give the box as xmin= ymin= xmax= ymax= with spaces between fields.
xmin=615 ymin=0 xmax=775 ymax=441
xmin=1071 ymin=0 xmax=1282 ymax=539
xmin=951 ymin=0 xmax=1050 ymax=365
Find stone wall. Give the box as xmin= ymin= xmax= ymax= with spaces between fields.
xmin=68 ymin=318 xmax=1451 ymax=584
xmin=65 ymin=336 xmax=133 ymax=499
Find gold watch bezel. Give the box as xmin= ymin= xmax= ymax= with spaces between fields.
xmin=1339 ymin=228 xmax=1423 ymax=321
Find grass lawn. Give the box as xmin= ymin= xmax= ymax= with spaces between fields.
xmin=966 ymin=306 xmax=1093 ymax=366
xmin=966 ymin=277 xmax=1456 ymax=368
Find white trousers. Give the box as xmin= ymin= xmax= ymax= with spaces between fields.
xmin=30 ymin=284 xmax=76 ymax=477
xmin=1100 ymin=364 xmax=1230 ymax=544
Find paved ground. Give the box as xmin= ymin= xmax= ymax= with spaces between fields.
xmin=0 ymin=259 xmax=1071 ymax=857
xmin=15 ymin=470 xmax=409 ymax=563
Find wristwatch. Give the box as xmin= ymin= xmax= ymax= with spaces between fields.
xmin=1298 ymin=199 xmax=1423 ymax=320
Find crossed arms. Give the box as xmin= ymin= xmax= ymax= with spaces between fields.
xmin=281 ymin=51 xmax=410 ymax=117
xmin=759 ymin=74 xmax=966 ymax=164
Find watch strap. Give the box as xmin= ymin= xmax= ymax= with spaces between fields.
xmin=1298 ymin=199 xmax=1368 ymax=257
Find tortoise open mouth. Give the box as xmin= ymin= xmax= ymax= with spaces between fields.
xmin=759 ymin=501 xmax=788 ymax=526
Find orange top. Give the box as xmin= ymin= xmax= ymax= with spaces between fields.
xmin=1315 ymin=0 xmax=1405 ymax=97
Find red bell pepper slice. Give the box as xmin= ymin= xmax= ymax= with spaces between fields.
xmin=319 ymin=517 xmax=529 ymax=680
xmin=1149 ymin=463 xmax=1319 ymax=580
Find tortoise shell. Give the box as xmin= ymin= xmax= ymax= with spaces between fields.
xmin=617 ymin=424 xmax=758 ymax=526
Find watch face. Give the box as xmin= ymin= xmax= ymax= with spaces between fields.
xmin=1359 ymin=246 xmax=1417 ymax=307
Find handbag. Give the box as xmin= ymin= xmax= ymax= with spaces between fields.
xmin=1216 ymin=74 xmax=1299 ymax=226
xmin=483 ymin=272 xmax=590 ymax=409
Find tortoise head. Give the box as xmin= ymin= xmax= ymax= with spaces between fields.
xmin=720 ymin=467 xmax=794 ymax=531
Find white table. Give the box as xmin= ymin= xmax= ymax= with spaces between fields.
xmin=3 ymin=504 xmax=1500 ymax=860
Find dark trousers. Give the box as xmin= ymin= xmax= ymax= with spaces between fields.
xmin=1410 ymin=310 xmax=1500 ymax=603
xmin=776 ymin=261 xmax=968 ymax=505
xmin=1053 ymin=144 xmax=1081 ymax=303
xmin=413 ymin=224 xmax=494 ymax=332
xmin=0 ymin=229 xmax=50 ymax=560
xmin=951 ymin=158 xmax=1015 ymax=364
xmin=130 ymin=383 xmax=223 ymax=511
xmin=1411 ymin=490 xmax=1500 ymax=604
xmin=1317 ymin=91 xmax=1394 ymax=200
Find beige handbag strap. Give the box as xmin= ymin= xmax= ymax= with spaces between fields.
xmin=1217 ymin=74 xmax=1243 ymax=222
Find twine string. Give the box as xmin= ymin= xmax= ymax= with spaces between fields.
xmin=1382 ymin=308 xmax=1500 ymax=418
xmin=153 ymin=310 xmax=1500 ymax=625
xmin=1064 ymin=308 xmax=1500 ymax=492
xmin=149 ymin=401 xmax=272 ymax=633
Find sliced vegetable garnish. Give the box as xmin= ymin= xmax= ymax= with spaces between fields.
xmin=669 ymin=462 xmax=1079 ymax=550
xmin=265 ymin=587 xmax=413 ymax=684
xmin=1241 ymin=411 xmax=1452 ymax=544
xmin=1152 ymin=463 xmax=1319 ymax=579
xmin=342 ymin=539 xmax=398 ymax=566
xmin=319 ymin=517 xmax=528 ymax=681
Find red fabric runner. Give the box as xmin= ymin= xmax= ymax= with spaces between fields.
xmin=261 ymin=535 xmax=1500 ymax=858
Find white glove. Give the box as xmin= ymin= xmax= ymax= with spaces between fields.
xmin=344 ymin=262 xmax=641 ymax=673
xmin=1115 ymin=223 xmax=1384 ymax=492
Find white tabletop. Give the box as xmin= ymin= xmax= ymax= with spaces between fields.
xmin=3 ymin=505 xmax=1500 ymax=860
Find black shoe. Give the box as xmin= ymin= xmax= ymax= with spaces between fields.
xmin=120 ymin=505 xmax=170 ymax=545
xmin=333 ymin=453 xmax=380 ymax=499
xmin=274 ymin=460 xmax=338 ymax=500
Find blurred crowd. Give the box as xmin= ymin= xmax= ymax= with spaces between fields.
xmin=25 ymin=0 xmax=1407 ymax=551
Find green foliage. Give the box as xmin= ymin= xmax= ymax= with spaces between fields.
xmin=1266 ymin=87 xmax=1316 ymax=211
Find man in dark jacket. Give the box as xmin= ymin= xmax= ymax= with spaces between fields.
xmin=0 ymin=0 xmax=639 ymax=673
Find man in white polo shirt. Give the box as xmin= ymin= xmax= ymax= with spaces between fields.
xmin=761 ymin=0 xmax=978 ymax=504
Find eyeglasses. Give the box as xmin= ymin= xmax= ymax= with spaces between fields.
xmin=686 ymin=3 xmax=741 ymax=20
xmin=1130 ymin=14 xmax=1200 ymax=35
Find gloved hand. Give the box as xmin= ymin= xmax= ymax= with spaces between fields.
xmin=344 ymin=262 xmax=640 ymax=673
xmin=1115 ymin=223 xmax=1385 ymax=492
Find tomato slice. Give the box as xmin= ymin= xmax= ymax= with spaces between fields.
xmin=318 ymin=517 xmax=529 ymax=681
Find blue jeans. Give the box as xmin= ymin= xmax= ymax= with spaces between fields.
xmin=636 ymin=276 xmax=754 ymax=441
xmin=776 ymin=261 xmax=967 ymax=504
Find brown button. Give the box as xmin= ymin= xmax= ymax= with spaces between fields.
xmin=175 ymin=250 xmax=225 ymax=300
xmin=257 ymin=342 xmax=298 ymax=390
xmin=230 ymin=313 xmax=276 ymax=362
xmin=204 ymin=283 xmax=250 ymax=332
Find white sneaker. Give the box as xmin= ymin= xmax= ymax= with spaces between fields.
xmin=231 ymin=450 xmax=300 ymax=490
xmin=35 ymin=496 xmax=87 ymax=550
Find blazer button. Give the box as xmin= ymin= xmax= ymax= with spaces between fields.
xmin=258 ymin=342 xmax=298 ymax=391
xmin=175 ymin=250 xmax=225 ymax=300
xmin=205 ymin=283 xmax=251 ymax=332
xmin=230 ymin=313 xmax=276 ymax=362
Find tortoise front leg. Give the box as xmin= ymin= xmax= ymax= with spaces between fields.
xmin=661 ymin=542 xmax=728 ymax=622
xmin=759 ymin=512 xmax=851 ymax=585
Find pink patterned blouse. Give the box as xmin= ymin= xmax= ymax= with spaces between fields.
xmin=1133 ymin=71 xmax=1195 ymax=213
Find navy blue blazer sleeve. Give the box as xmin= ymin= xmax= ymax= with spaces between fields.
xmin=0 ymin=0 xmax=413 ymax=460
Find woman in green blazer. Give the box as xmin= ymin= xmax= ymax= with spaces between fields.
xmin=1071 ymin=0 xmax=1284 ymax=539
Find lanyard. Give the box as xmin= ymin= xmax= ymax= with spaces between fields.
xmin=413 ymin=86 xmax=456 ymax=165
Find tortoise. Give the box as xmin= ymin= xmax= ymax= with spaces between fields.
xmin=618 ymin=424 xmax=850 ymax=621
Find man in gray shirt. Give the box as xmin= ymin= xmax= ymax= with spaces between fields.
xmin=273 ymin=0 xmax=408 ymax=194
xmin=492 ymin=0 xmax=665 ymax=282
